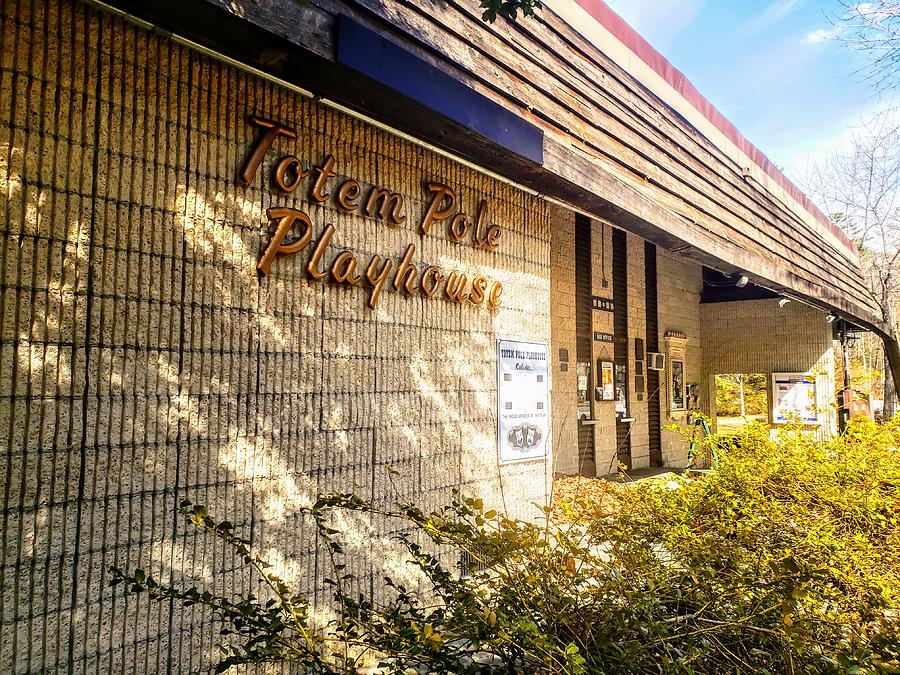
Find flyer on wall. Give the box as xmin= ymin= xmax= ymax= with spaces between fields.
xmin=497 ymin=339 xmax=550 ymax=464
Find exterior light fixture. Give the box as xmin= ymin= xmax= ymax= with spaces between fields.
xmin=826 ymin=313 xmax=836 ymax=323
xmin=778 ymin=298 xmax=791 ymax=308
xmin=735 ymin=274 xmax=749 ymax=288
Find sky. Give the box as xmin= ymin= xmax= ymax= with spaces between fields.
xmin=602 ymin=0 xmax=896 ymax=183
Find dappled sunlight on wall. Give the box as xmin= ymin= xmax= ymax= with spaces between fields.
xmin=0 ymin=1 xmax=552 ymax=671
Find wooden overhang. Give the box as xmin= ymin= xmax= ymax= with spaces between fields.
xmin=98 ymin=0 xmax=887 ymax=337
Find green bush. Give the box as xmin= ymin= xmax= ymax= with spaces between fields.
xmin=112 ymin=418 xmax=900 ymax=673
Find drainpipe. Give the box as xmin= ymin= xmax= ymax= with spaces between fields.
xmin=839 ymin=323 xmax=852 ymax=433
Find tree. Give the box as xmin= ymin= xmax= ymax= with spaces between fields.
xmin=478 ymin=0 xmax=543 ymax=23
xmin=835 ymin=1 xmax=900 ymax=92
xmin=805 ymin=109 xmax=900 ymax=417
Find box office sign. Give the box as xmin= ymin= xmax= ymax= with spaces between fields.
xmin=497 ymin=340 xmax=550 ymax=464
xmin=239 ymin=117 xmax=504 ymax=311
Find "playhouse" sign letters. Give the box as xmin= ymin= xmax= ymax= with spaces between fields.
xmin=239 ymin=117 xmax=504 ymax=311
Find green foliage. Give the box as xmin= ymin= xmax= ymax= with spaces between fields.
xmin=478 ymin=0 xmax=543 ymax=23
xmin=112 ymin=418 xmax=900 ymax=673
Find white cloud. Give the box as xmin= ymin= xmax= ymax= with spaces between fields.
xmin=805 ymin=28 xmax=837 ymax=43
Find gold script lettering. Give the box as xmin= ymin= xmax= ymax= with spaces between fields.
xmin=421 ymin=266 xmax=444 ymax=298
xmin=444 ymin=271 xmax=469 ymax=303
xmin=307 ymin=224 xmax=335 ymax=281
xmin=487 ymin=281 xmax=503 ymax=309
xmin=365 ymin=187 xmax=407 ymax=225
xmin=310 ymin=154 xmax=337 ymax=204
xmin=330 ymin=251 xmax=361 ymax=285
xmin=473 ymin=200 xmax=500 ymax=250
xmin=337 ymin=180 xmax=361 ymax=211
xmin=420 ymin=182 xmax=456 ymax=235
xmin=273 ymin=155 xmax=308 ymax=193
xmin=257 ymin=207 xmax=313 ymax=276
xmin=365 ymin=254 xmax=394 ymax=309
xmin=393 ymin=244 xmax=418 ymax=296
xmin=449 ymin=214 xmax=470 ymax=242
xmin=239 ymin=117 xmax=297 ymax=185
xmin=469 ymin=276 xmax=488 ymax=305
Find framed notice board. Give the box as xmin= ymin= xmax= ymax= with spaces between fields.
xmin=772 ymin=373 xmax=819 ymax=424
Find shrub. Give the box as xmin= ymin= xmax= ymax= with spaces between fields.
xmin=112 ymin=418 xmax=900 ymax=673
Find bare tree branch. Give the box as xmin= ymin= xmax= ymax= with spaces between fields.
xmin=801 ymin=106 xmax=900 ymax=416
xmin=835 ymin=1 xmax=900 ymax=92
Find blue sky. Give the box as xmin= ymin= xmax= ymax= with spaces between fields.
xmin=602 ymin=0 xmax=895 ymax=181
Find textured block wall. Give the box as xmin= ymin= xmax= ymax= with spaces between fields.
xmin=0 ymin=1 xmax=553 ymax=671
xmin=550 ymin=219 xmax=704 ymax=475
xmin=549 ymin=204 xmax=578 ymax=475
xmin=700 ymin=299 xmax=837 ymax=437
xmin=624 ymin=233 xmax=649 ymax=469
xmin=656 ymin=250 xmax=703 ymax=466
xmin=589 ymin=221 xmax=617 ymax=475
xmin=549 ymin=216 xmax=620 ymax=477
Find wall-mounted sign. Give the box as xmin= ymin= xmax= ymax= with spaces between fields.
xmin=239 ymin=117 xmax=504 ymax=311
xmin=497 ymin=340 xmax=550 ymax=464
xmin=593 ymin=332 xmax=614 ymax=343
xmin=592 ymin=296 xmax=615 ymax=312
xmin=599 ymin=361 xmax=614 ymax=400
xmin=772 ymin=373 xmax=819 ymax=424
xmin=670 ymin=359 xmax=685 ymax=411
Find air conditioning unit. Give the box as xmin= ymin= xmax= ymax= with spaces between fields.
xmin=647 ymin=352 xmax=666 ymax=371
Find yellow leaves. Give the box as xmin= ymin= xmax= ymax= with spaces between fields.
xmin=482 ymin=606 xmax=497 ymax=627
xmin=781 ymin=598 xmax=795 ymax=627
xmin=410 ymin=621 xmax=444 ymax=648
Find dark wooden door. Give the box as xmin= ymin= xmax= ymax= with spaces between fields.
xmin=613 ymin=229 xmax=631 ymax=470
xmin=575 ymin=214 xmax=595 ymax=476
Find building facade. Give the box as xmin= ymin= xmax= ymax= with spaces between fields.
xmin=0 ymin=0 xmax=890 ymax=671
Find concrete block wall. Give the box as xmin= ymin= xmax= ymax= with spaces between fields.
xmin=625 ymin=233 xmax=649 ymax=469
xmin=0 ymin=2 xmax=553 ymax=671
xmin=549 ymin=221 xmax=695 ymax=476
xmin=549 ymin=204 xmax=578 ymax=475
xmin=591 ymin=220 xmax=616 ymax=476
xmin=700 ymin=299 xmax=838 ymax=438
xmin=589 ymin=222 xmax=618 ymax=475
xmin=656 ymin=250 xmax=703 ymax=466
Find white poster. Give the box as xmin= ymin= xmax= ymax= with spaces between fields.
xmin=497 ymin=339 xmax=550 ymax=464
xmin=772 ymin=373 xmax=819 ymax=424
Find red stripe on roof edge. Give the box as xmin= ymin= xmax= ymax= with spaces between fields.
xmin=570 ymin=0 xmax=858 ymax=257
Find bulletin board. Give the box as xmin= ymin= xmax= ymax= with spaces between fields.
xmin=772 ymin=372 xmax=819 ymax=424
